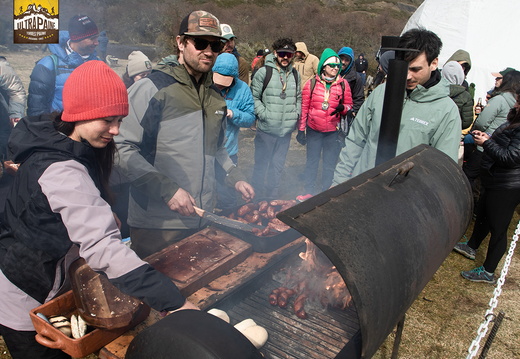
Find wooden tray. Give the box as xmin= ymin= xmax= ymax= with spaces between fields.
xmin=145 ymin=227 xmax=252 ymax=296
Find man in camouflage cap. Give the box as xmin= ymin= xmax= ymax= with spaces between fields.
xmin=115 ymin=10 xmax=255 ymax=258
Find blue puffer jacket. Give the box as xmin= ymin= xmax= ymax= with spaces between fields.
xmin=213 ymin=53 xmax=255 ymax=156
xmin=27 ymin=31 xmax=98 ymax=116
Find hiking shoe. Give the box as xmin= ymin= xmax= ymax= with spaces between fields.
xmin=296 ymin=194 xmax=313 ymax=202
xmin=461 ymin=266 xmax=496 ymax=284
xmin=453 ymin=242 xmax=476 ymax=260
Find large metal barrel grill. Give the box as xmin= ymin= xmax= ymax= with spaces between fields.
xmin=126 ymin=145 xmax=472 ymax=358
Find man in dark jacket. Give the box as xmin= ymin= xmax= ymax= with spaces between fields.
xmin=115 ymin=11 xmax=254 ymax=258
xmin=354 ymin=53 xmax=368 ymax=86
xmin=27 ymin=15 xmax=99 ymax=116
xmin=338 ymin=47 xmax=365 ymax=133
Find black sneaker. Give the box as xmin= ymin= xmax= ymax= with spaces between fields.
xmin=453 ymin=242 xmax=476 ymax=260
xmin=461 ymin=266 xmax=495 ymax=284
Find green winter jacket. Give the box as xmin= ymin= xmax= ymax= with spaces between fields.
xmin=473 ymin=92 xmax=516 ymax=152
xmin=449 ymin=84 xmax=474 ymax=130
xmin=333 ymin=76 xmax=461 ymax=183
xmin=251 ymin=53 xmax=301 ymax=137
xmin=115 ymin=61 xmax=244 ymax=230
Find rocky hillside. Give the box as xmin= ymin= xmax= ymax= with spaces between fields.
xmin=0 ymin=0 xmax=423 ymax=71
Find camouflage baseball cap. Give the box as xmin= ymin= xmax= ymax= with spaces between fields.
xmin=178 ymin=10 xmax=225 ymax=39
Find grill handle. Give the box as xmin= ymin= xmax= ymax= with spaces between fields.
xmin=388 ymin=161 xmax=415 ymax=187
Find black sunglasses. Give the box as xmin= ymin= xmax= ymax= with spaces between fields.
xmin=277 ymin=51 xmax=294 ymax=59
xmin=186 ymin=36 xmax=224 ymax=53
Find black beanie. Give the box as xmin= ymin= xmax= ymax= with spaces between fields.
xmin=68 ymin=15 xmax=99 ymax=42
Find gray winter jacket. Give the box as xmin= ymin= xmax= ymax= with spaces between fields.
xmin=115 ymin=62 xmax=244 ymax=230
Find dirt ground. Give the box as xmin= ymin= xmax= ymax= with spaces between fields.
xmin=1 ymin=47 xmax=519 ymax=359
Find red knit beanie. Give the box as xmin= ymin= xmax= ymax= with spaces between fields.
xmin=62 ymin=61 xmax=129 ymax=122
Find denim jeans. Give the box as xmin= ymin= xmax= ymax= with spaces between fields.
xmin=303 ymin=128 xmax=341 ymax=194
xmin=251 ymin=129 xmax=291 ymax=199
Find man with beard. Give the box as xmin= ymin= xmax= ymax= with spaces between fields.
xmin=333 ymin=28 xmax=461 ymax=184
xmin=115 ymin=11 xmax=254 ymax=258
xmin=250 ymin=38 xmax=301 ymax=199
xmin=27 ymin=15 xmax=100 ymax=116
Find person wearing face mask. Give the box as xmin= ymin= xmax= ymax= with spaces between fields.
xmin=27 ymin=15 xmax=100 ymax=116
xmin=115 ymin=11 xmax=254 ymax=258
xmin=333 ymin=28 xmax=461 ymax=184
xmin=250 ymin=38 xmax=301 ymax=200
xmin=0 ymin=61 xmax=197 ymax=359
xmin=295 ymin=49 xmax=353 ymax=202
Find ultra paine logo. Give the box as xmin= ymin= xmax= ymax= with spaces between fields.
xmin=13 ymin=0 xmax=59 ymax=44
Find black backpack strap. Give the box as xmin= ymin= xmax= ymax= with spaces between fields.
xmin=260 ymin=66 xmax=273 ymax=99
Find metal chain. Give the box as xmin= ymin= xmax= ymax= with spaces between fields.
xmin=466 ymin=221 xmax=519 ymax=359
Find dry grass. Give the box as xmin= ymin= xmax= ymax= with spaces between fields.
xmin=1 ymin=48 xmax=519 ymax=359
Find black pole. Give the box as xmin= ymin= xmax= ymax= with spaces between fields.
xmin=375 ymin=36 xmax=415 ymax=167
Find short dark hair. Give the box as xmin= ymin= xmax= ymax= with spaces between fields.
xmin=397 ymin=28 xmax=442 ymax=65
xmin=272 ymin=38 xmax=296 ymax=52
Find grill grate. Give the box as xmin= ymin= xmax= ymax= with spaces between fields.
xmin=217 ymin=271 xmax=360 ymax=359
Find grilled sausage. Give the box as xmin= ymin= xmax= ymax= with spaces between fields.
xmin=258 ymin=201 xmax=269 ymax=212
xmin=277 ymin=288 xmax=296 ymax=308
xmin=268 ymin=288 xmax=281 ymax=306
xmin=268 ymin=218 xmax=290 ymax=232
xmin=266 ymin=206 xmax=276 ymax=219
xmin=294 ymin=294 xmax=308 ymax=319
xmin=237 ymin=203 xmax=255 ymax=216
xmin=269 ymin=200 xmax=297 ymax=207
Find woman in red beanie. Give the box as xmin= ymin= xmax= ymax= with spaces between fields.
xmin=0 ymin=61 xmax=196 ymax=359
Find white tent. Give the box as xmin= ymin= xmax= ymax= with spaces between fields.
xmin=402 ymin=0 xmax=520 ymax=102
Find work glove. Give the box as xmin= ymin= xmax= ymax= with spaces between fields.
xmin=296 ymin=130 xmax=306 ymax=145
xmin=331 ymin=104 xmax=345 ymax=116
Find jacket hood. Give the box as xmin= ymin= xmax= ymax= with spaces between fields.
xmin=338 ymin=47 xmax=354 ymax=75
xmin=295 ymin=42 xmax=309 ymax=57
xmin=445 ymin=49 xmax=471 ymax=71
xmin=442 ymin=61 xmax=465 ymax=85
xmin=317 ymin=48 xmax=340 ymax=76
xmin=500 ymin=91 xmax=517 ymax=108
xmin=9 ymin=117 xmax=96 ymax=166
xmin=157 ymin=55 xmax=179 ymax=67
xmin=213 ymin=53 xmax=239 ymax=78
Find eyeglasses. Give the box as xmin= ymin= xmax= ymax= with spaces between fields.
xmin=325 ymin=63 xmax=341 ymax=69
xmin=186 ymin=36 xmax=225 ymax=53
xmin=277 ymin=51 xmax=294 ymax=59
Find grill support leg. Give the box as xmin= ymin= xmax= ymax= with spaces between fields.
xmin=391 ymin=314 xmax=406 ymax=359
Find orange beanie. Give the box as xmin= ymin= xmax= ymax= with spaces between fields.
xmin=62 ymin=61 xmax=129 ymax=122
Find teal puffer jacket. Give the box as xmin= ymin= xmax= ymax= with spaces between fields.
xmin=250 ymin=53 xmax=301 ymax=137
